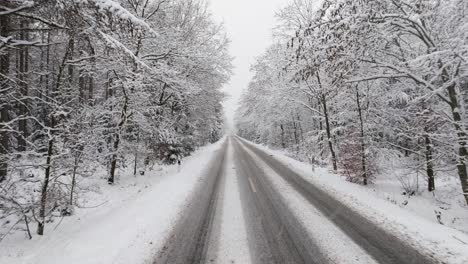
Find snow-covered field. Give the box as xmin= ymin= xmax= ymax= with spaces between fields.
xmin=0 ymin=139 xmax=225 ymax=264
xmin=241 ymin=139 xmax=468 ymax=264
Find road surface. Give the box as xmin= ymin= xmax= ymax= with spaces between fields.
xmin=153 ymin=136 xmax=439 ymax=264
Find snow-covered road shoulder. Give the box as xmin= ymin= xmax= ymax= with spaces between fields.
xmin=0 ymin=139 xmax=226 ymax=264
xmin=239 ymin=138 xmax=468 ymax=264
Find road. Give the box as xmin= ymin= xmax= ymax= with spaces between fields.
xmin=154 ymin=136 xmax=439 ymax=264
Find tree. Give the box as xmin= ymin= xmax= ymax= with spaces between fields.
xmin=0 ymin=0 xmax=232 ymax=237
xmin=236 ymin=0 xmax=468 ymax=200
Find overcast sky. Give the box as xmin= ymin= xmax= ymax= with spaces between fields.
xmin=209 ymin=0 xmax=289 ymax=129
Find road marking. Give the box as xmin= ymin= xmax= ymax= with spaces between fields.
xmin=248 ymin=177 xmax=257 ymax=193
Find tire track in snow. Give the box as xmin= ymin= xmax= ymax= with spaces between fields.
xmin=154 ymin=141 xmax=227 ymax=264
xmin=236 ymin=138 xmax=378 ymax=264
xmin=237 ymin=136 xmax=440 ymax=264
xmin=233 ymin=139 xmax=313 ymax=264
xmin=206 ymin=138 xmax=252 ymax=263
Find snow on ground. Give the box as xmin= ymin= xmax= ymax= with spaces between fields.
xmin=208 ymin=139 xmax=252 ymax=263
xmin=240 ymin=138 xmax=468 ymax=264
xmin=242 ymin=145 xmax=378 ymax=264
xmin=0 ymin=138 xmax=226 ymax=264
xmin=375 ymin=165 xmax=468 ymax=233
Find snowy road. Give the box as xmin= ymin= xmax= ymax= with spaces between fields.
xmin=154 ymin=137 xmax=439 ymax=264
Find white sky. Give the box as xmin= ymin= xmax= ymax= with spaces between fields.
xmin=209 ymin=0 xmax=289 ymax=129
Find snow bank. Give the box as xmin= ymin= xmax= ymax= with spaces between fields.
xmin=0 ymin=138 xmax=226 ymax=264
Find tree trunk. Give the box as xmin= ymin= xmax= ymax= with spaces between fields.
xmin=355 ymin=87 xmax=368 ymax=185
xmin=322 ymin=95 xmax=337 ymax=171
xmin=67 ymin=35 xmax=74 ymax=84
xmin=318 ymin=110 xmax=324 ymax=160
xmin=88 ymin=77 xmax=94 ymax=105
xmin=108 ymin=133 xmax=120 ymax=184
xmin=79 ymin=71 xmax=85 ymax=103
xmin=108 ymin=86 xmax=129 ymax=184
xmin=37 ymin=32 xmax=74 ymax=233
xmin=0 ymin=106 xmax=8 ymax=183
xmin=424 ymin=134 xmax=435 ymax=192
xmin=37 ymin=116 xmax=54 ymax=236
xmin=280 ymin=124 xmax=286 ymax=148
xmin=292 ymin=114 xmax=299 ymax=145
xmin=84 ymin=35 xmax=95 ymax=105
xmin=133 ymin=150 xmax=138 ymax=176
xmin=45 ymin=31 xmax=50 ymax=99
xmin=317 ymin=73 xmax=337 ymax=171
xmin=17 ymin=19 xmax=29 ymax=151
xmin=69 ymin=154 xmax=80 ymax=206
xmin=0 ymin=14 xmax=10 ymax=182
xmin=297 ymin=113 xmax=305 ymax=142
xmin=447 ymin=82 xmax=468 ymax=204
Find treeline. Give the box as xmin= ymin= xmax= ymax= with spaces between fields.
xmin=236 ymin=0 xmax=468 ymax=203
xmin=0 ymin=0 xmax=231 ymax=237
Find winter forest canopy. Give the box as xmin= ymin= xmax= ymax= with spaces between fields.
xmin=235 ymin=0 xmax=468 ymax=204
xmin=0 ymin=0 xmax=231 ymax=237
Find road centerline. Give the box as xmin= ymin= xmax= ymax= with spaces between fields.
xmin=248 ymin=177 xmax=257 ymax=193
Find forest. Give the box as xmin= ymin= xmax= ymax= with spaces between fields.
xmin=0 ymin=0 xmax=232 ymax=237
xmin=236 ymin=0 xmax=468 ymax=204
